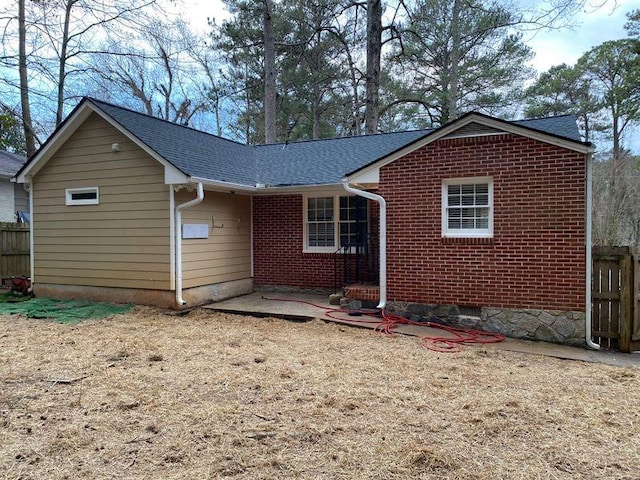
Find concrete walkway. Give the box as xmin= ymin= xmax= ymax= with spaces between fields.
xmin=203 ymin=291 xmax=640 ymax=369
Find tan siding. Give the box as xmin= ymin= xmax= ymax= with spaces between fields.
xmin=33 ymin=112 xmax=171 ymax=290
xmin=179 ymin=191 xmax=251 ymax=289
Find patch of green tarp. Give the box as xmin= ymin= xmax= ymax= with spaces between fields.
xmin=0 ymin=293 xmax=132 ymax=324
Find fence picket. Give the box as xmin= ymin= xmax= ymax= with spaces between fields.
xmin=591 ymin=246 xmax=640 ymax=353
xmin=0 ymin=222 xmax=30 ymax=281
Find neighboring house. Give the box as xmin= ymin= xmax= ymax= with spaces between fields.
xmin=14 ymin=98 xmax=595 ymax=346
xmin=0 ymin=150 xmax=29 ymax=222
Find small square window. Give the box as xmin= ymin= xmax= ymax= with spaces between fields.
xmin=66 ymin=187 xmax=99 ymax=205
xmin=442 ymin=178 xmax=492 ymax=238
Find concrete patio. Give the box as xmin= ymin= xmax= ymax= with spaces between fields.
xmin=203 ymin=291 xmax=640 ymax=369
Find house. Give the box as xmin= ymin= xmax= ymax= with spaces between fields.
xmin=0 ymin=150 xmax=29 ymax=222
xmin=14 ymin=98 xmax=596 ymax=347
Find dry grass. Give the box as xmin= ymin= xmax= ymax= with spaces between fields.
xmin=1 ymin=306 xmax=639 ymax=479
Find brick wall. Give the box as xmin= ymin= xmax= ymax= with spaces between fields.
xmin=379 ymin=134 xmax=586 ymax=312
xmin=253 ymin=195 xmax=336 ymax=288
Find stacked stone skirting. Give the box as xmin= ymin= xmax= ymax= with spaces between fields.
xmin=386 ymin=301 xmax=586 ymax=347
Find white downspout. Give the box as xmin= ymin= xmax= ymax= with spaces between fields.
xmin=585 ymin=153 xmax=599 ymax=349
xmin=175 ymin=183 xmax=204 ymax=306
xmin=26 ymin=180 xmax=34 ymax=292
xmin=342 ymin=180 xmax=386 ymax=309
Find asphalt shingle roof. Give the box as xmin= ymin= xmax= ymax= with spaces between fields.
xmin=0 ymin=150 xmax=26 ymax=178
xmin=86 ymin=99 xmax=586 ymax=188
xmin=514 ymin=115 xmax=582 ymax=142
xmin=254 ymin=130 xmax=430 ymax=186
xmin=91 ymin=99 xmax=256 ymax=185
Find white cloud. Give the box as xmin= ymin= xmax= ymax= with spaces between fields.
xmin=181 ymin=0 xmax=230 ymax=32
xmin=526 ymin=0 xmax=635 ymax=72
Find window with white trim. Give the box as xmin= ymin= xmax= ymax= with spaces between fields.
xmin=442 ymin=177 xmax=492 ymax=237
xmin=305 ymin=194 xmax=368 ymax=252
xmin=66 ymin=187 xmax=99 ymax=206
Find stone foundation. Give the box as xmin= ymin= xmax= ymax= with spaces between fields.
xmin=35 ymin=278 xmax=254 ymax=310
xmin=386 ymin=301 xmax=586 ymax=346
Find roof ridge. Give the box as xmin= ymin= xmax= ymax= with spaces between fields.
xmin=515 ymin=113 xmax=577 ymax=122
xmin=86 ymin=97 xmax=249 ymax=148
xmin=256 ymin=127 xmax=433 ymax=148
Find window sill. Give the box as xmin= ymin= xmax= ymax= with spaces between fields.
xmin=441 ymin=237 xmax=494 ymax=245
xmin=303 ymin=249 xmax=357 ymax=255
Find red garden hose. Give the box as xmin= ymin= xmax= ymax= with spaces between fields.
xmin=261 ymin=296 xmax=505 ymax=352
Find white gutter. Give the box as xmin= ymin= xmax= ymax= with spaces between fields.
xmin=175 ymin=183 xmax=204 ymax=306
xmin=585 ymin=152 xmax=599 ymax=349
xmin=342 ymin=180 xmax=386 ymax=309
xmin=189 ymin=176 xmax=257 ymax=193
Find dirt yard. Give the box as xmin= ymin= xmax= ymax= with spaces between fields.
xmin=1 ymin=306 xmax=639 ymax=479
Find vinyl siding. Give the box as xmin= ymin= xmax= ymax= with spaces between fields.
xmin=32 ymin=112 xmax=171 ymax=290
xmin=14 ymin=183 xmax=29 ymax=213
xmin=0 ymin=180 xmax=14 ymax=222
xmin=179 ymin=191 xmax=251 ymax=289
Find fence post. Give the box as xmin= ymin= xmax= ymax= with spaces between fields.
xmin=619 ymin=253 xmax=633 ymax=353
xmin=633 ymin=248 xmax=640 ymax=342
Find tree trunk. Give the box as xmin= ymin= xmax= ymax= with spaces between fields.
xmin=18 ymin=0 xmax=36 ymax=156
xmin=56 ymin=0 xmax=76 ymax=126
xmin=447 ymin=0 xmax=461 ymax=121
xmin=263 ymin=0 xmax=276 ymax=144
xmin=364 ymin=0 xmax=382 ymax=134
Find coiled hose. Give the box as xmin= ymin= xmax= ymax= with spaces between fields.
xmin=261 ymin=296 xmax=505 ymax=353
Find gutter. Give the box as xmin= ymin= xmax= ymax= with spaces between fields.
xmin=585 ymin=152 xmax=600 ymax=349
xmin=342 ymin=180 xmax=386 ymax=309
xmin=175 ymin=183 xmax=204 ymax=306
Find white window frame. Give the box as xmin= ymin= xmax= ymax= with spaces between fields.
xmin=303 ymin=193 xmax=366 ymax=253
xmin=442 ymin=177 xmax=493 ymax=238
xmin=65 ymin=187 xmax=100 ymax=206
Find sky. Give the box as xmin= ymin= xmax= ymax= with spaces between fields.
xmin=182 ymin=0 xmax=637 ymax=74
xmin=525 ymin=0 xmax=636 ymax=72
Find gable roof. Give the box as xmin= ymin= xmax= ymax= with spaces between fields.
xmin=0 ymin=150 xmax=26 ymax=178
xmin=16 ymin=97 xmax=590 ymax=188
xmin=345 ymin=111 xmax=592 ymax=181
xmin=91 ymin=100 xmax=256 ymax=185
xmin=255 ymin=130 xmax=430 ymax=186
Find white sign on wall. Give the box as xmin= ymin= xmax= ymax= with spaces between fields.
xmin=182 ymin=223 xmax=209 ymax=239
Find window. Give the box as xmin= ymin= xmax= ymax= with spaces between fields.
xmin=307 ymin=197 xmax=335 ymax=247
xmin=66 ymin=187 xmax=99 ymax=206
xmin=305 ymin=194 xmax=368 ymax=252
xmin=442 ymin=177 xmax=492 ymax=237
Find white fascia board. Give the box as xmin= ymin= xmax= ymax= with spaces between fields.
xmin=88 ymin=106 xmax=189 ymax=185
xmin=184 ymin=180 xmax=345 ymax=195
xmin=345 ymin=113 xmax=594 ymax=183
xmin=189 ymin=176 xmax=258 ymax=193
xmin=15 ymin=101 xmax=189 ymax=185
xmin=15 ymin=104 xmax=94 ymax=183
xmin=252 ymin=183 xmax=344 ymax=195
xmin=469 ymin=115 xmax=595 ymax=154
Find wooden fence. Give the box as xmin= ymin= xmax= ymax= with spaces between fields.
xmin=591 ymin=246 xmax=640 ymax=352
xmin=0 ymin=222 xmax=30 ymax=281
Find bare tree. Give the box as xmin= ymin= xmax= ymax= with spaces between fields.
xmin=17 ymin=0 xmax=36 ymax=156
xmin=88 ymin=19 xmax=211 ymax=126
xmin=593 ymin=152 xmax=640 ymax=246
